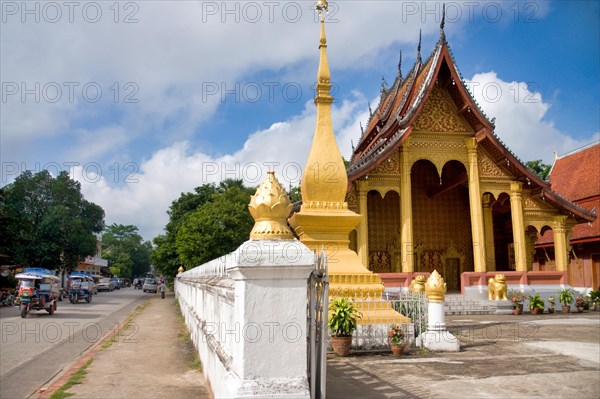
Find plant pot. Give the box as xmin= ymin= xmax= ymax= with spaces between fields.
xmin=530 ymin=307 xmax=543 ymax=315
xmin=562 ymin=305 xmax=570 ymax=313
xmin=513 ymin=304 xmax=523 ymax=315
xmin=390 ymin=343 xmax=407 ymax=356
xmin=331 ymin=336 xmax=353 ymax=357
xmin=577 ymin=307 xmax=584 ymax=313
xmin=548 ymin=307 xmax=555 ymax=314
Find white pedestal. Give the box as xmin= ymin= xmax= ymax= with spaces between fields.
xmin=416 ymin=301 xmax=460 ymax=352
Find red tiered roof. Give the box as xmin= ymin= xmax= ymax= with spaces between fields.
xmin=347 ymin=33 xmax=595 ymax=225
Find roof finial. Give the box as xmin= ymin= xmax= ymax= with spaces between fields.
xmin=316 ymin=0 xmax=330 ymax=87
xmin=360 ymin=121 xmax=364 ymax=135
xmin=368 ymin=101 xmax=373 ymax=117
xmin=397 ymin=50 xmax=403 ymax=80
xmin=351 ymin=139 xmax=355 ymax=153
xmin=380 ymin=75 xmax=388 ymax=95
xmin=417 ymin=29 xmax=422 ymax=63
xmin=440 ymin=3 xmax=446 ymax=40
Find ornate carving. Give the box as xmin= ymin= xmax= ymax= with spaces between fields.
xmin=479 ymin=153 xmax=509 ymax=178
xmin=425 ymin=270 xmax=447 ymax=302
xmin=412 ymin=85 xmax=469 ymax=132
xmin=373 ymin=155 xmax=400 ymax=174
xmin=302 ymin=201 xmax=348 ymax=209
xmin=346 ymin=189 xmax=358 ymax=212
xmin=487 ymin=274 xmax=508 ymax=301
xmin=248 ymin=171 xmax=294 ymax=240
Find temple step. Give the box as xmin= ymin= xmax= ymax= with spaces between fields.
xmin=444 ymin=294 xmax=497 ymax=315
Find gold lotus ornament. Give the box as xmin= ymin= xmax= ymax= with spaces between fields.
xmin=408 ymin=275 xmax=426 ymax=293
xmin=248 ymin=171 xmax=294 ymax=240
xmin=425 ymin=270 xmax=447 ymax=302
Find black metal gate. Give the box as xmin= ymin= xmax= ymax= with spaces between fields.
xmin=307 ymin=248 xmax=328 ymax=399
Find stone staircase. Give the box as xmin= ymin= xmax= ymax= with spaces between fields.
xmin=444 ymin=294 xmax=496 ymax=315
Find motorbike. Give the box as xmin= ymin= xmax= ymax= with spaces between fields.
xmin=16 ymin=268 xmax=59 ymax=318
xmin=135 ymin=280 xmax=143 ymax=289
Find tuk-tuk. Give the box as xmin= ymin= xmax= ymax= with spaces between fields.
xmin=68 ymin=273 xmax=94 ymax=304
xmin=15 ymin=268 xmax=60 ymax=318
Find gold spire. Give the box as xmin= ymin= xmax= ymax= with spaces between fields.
xmin=300 ymin=0 xmax=347 ymax=206
xmin=248 ymin=171 xmax=294 ymax=240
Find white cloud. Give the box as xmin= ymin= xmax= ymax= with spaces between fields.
xmin=466 ymin=72 xmax=599 ymax=164
xmin=74 ymin=95 xmax=366 ymax=240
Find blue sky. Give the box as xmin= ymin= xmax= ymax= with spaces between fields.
xmin=2 ymin=0 xmax=599 ymax=241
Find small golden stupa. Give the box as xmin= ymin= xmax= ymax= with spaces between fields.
xmin=248 ymin=171 xmax=294 ymax=240
xmin=289 ymin=0 xmax=408 ymax=324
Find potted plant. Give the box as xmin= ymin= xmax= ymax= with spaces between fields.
xmin=557 ymin=288 xmax=574 ymax=313
xmin=328 ymin=297 xmax=362 ymax=356
xmin=547 ymin=296 xmax=555 ymax=314
xmin=575 ymin=296 xmax=585 ymax=313
xmin=387 ymin=324 xmax=407 ymax=356
xmin=508 ymin=289 xmax=527 ymax=315
xmin=528 ymin=293 xmax=544 ymax=315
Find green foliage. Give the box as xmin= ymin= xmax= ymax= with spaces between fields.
xmin=528 ymin=293 xmax=544 ymax=310
xmin=328 ymin=297 xmax=362 ymax=337
xmin=557 ymin=288 xmax=574 ymax=306
xmin=103 ymin=224 xmax=151 ymax=278
xmin=525 ymin=160 xmax=551 ymax=181
xmin=0 ymin=170 xmax=104 ymax=271
xmin=589 ymin=289 xmax=600 ymax=303
xmin=152 ymin=179 xmax=255 ymax=276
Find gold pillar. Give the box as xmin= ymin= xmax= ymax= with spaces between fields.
xmin=482 ymin=193 xmax=496 ymax=271
xmin=509 ymin=182 xmax=527 ymax=272
xmin=355 ymin=180 xmax=369 ymax=267
xmin=553 ymin=216 xmax=569 ymax=272
xmin=399 ymin=146 xmax=414 ymax=272
xmin=466 ymin=138 xmax=487 ymax=272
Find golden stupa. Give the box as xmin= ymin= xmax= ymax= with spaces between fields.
xmin=289 ymin=0 xmax=408 ymax=324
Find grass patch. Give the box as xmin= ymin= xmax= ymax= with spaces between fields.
xmin=101 ymin=336 xmax=117 ymax=349
xmin=189 ymin=354 xmax=203 ymax=371
xmin=412 ymin=347 xmax=431 ymax=356
xmin=48 ymin=359 xmax=93 ymax=399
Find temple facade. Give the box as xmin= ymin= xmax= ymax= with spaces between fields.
xmin=345 ymin=28 xmax=596 ymax=292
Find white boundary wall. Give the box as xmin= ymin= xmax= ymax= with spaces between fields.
xmin=175 ymin=240 xmax=314 ymax=399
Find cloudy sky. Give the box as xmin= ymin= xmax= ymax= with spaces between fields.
xmin=2 ymin=0 xmax=599 ymax=241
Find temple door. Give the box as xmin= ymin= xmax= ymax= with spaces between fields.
xmin=444 ymin=258 xmax=461 ymax=292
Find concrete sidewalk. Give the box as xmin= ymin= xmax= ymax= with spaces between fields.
xmin=36 ymin=296 xmax=600 ymax=399
xmin=36 ymin=292 xmax=210 ymax=399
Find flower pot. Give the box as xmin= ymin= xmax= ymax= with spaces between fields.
xmin=548 ymin=307 xmax=555 ymax=314
xmin=530 ymin=307 xmax=543 ymax=315
xmin=562 ymin=305 xmax=570 ymax=313
xmin=512 ymin=304 xmax=523 ymax=315
xmin=577 ymin=307 xmax=584 ymax=313
xmin=390 ymin=343 xmax=407 ymax=356
xmin=331 ymin=336 xmax=352 ymax=357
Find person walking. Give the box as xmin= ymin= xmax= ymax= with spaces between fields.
xmin=159 ymin=281 xmax=166 ymax=299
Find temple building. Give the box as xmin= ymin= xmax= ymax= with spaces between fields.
xmin=344 ymin=22 xmax=597 ymax=293
xmin=533 ymin=143 xmax=600 ymax=290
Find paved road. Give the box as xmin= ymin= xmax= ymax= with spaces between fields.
xmin=0 ymin=288 xmax=152 ymax=399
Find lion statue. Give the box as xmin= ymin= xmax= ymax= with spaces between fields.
xmin=487 ymin=274 xmax=508 ymax=301
xmin=408 ymin=275 xmax=426 ymax=293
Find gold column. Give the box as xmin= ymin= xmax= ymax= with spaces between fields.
xmin=399 ymin=146 xmax=414 ymax=272
xmin=466 ymin=138 xmax=487 ymax=272
xmin=482 ymin=193 xmax=496 ymax=271
xmin=355 ymin=180 xmax=369 ymax=267
xmin=553 ymin=216 xmax=569 ymax=272
xmin=509 ymin=182 xmax=527 ymax=272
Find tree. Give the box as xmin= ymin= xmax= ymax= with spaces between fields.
xmin=152 ymin=179 xmax=255 ymax=277
xmin=0 ymin=170 xmax=105 ymax=271
xmin=525 ymin=160 xmax=551 ymax=181
xmin=103 ymin=224 xmax=151 ymax=278
xmin=175 ymin=184 xmax=254 ymax=267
